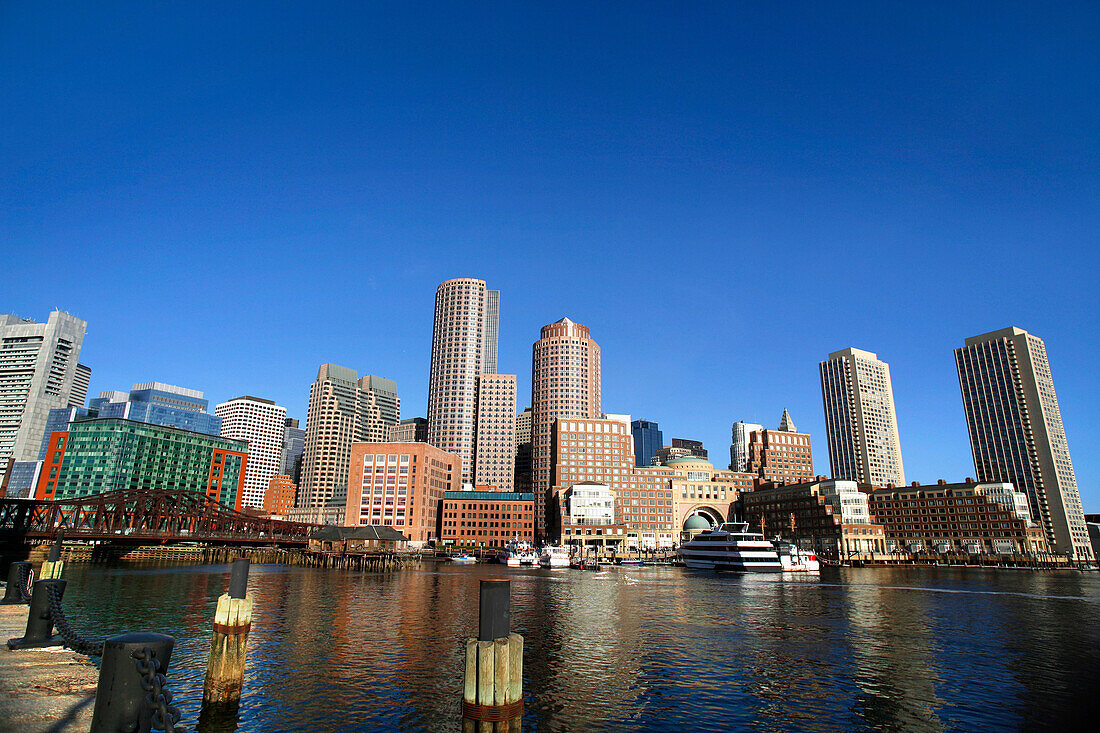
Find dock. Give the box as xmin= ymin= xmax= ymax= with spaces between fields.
xmin=0 ymin=604 xmax=98 ymax=732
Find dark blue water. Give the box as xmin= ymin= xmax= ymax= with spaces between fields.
xmin=58 ymin=562 xmax=1100 ymax=731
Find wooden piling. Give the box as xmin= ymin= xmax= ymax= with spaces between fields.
xmin=202 ymin=592 xmax=253 ymax=705
xmin=39 ymin=560 xmax=64 ymax=580
xmin=461 ymin=635 xmax=523 ymax=732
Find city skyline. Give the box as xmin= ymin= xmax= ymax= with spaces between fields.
xmin=3 ymin=4 xmax=1097 ymax=509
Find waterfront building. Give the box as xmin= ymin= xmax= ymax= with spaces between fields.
xmin=282 ymin=418 xmax=305 ymax=481
xmin=547 ymin=417 xmax=757 ymax=550
xmin=742 ymin=412 xmax=814 ymax=484
xmin=630 ymin=419 xmax=663 ymax=468
xmin=263 ymin=474 xmax=297 ymax=516
xmin=532 ymin=317 xmax=601 ymax=539
xmin=740 ymin=478 xmax=887 ymax=556
xmin=865 ymin=480 xmax=1046 ymax=555
xmin=89 ymin=383 xmax=222 ymax=436
xmin=0 ymin=311 xmax=88 ymax=472
xmin=299 ymin=364 xmax=400 ymax=509
xmin=1087 ymin=515 xmax=1100 ymax=563
xmin=820 ymin=347 xmax=906 ymax=487
xmin=344 ymin=442 xmax=460 ymax=547
xmin=387 ymin=417 xmax=428 ymax=443
xmin=557 ymin=481 xmax=629 ymax=550
xmin=439 ymin=487 xmax=534 ymax=547
xmin=473 ymin=374 xmax=517 ymax=491
xmin=361 ymin=375 xmax=401 ymax=443
xmin=426 ymin=278 xmax=500 ymax=483
xmin=35 ymin=417 xmax=247 ymax=509
xmin=729 ymin=421 xmax=764 ymax=472
xmin=215 ymin=396 xmax=288 ymax=509
xmin=955 ymin=327 xmax=1092 ymax=559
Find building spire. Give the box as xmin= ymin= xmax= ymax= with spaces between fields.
xmin=778 ymin=408 xmax=796 ymax=432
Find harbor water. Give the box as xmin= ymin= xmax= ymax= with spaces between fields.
xmin=57 ymin=562 xmax=1100 ymax=731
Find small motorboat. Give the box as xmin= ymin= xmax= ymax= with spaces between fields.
xmin=449 ymin=553 xmax=477 ymax=564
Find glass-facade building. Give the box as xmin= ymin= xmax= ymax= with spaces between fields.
xmin=89 ymin=383 xmax=221 ymax=436
xmin=631 ymin=419 xmax=663 ymax=467
xmin=39 ymin=418 xmax=247 ymax=509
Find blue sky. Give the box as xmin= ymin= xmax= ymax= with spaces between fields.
xmin=3 ymin=2 xmax=1098 ymax=508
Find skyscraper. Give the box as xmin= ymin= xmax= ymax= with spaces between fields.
xmin=0 ymin=311 xmax=88 ymax=469
xmin=631 ymin=419 xmax=663 ymax=467
xmin=729 ymin=421 xmax=764 ymax=471
xmin=299 ymin=363 xmax=360 ymax=509
xmin=215 ymin=396 xmax=288 ymax=509
xmin=282 ymin=417 xmax=306 ymax=481
xmin=89 ymin=383 xmax=221 ymax=435
xmin=532 ymin=317 xmax=601 ymax=538
xmin=955 ymin=327 xmax=1092 ymax=558
xmin=360 ymin=375 xmax=401 ymax=443
xmin=426 ymin=278 xmax=500 ymax=482
xmin=820 ymin=347 xmax=905 ymax=487
xmin=473 ymin=374 xmax=517 ymax=490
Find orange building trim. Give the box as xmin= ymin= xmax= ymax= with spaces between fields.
xmin=35 ymin=431 xmax=70 ymax=501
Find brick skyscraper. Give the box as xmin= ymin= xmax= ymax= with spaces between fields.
xmin=531 ymin=318 xmax=601 ymax=539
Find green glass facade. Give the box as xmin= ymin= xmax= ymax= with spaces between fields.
xmin=50 ymin=418 xmax=248 ymax=508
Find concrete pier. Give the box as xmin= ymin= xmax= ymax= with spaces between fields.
xmin=0 ymin=604 xmax=97 ymax=731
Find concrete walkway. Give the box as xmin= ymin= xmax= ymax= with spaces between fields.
xmin=0 ymin=604 xmax=97 ymax=733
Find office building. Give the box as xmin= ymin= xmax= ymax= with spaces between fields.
xmin=426 ymin=278 xmax=500 ymax=482
xmin=866 ymin=479 xmax=1046 ymax=555
xmin=820 ymin=348 xmax=905 ymax=487
xmin=738 ymin=411 xmax=814 ymax=484
xmin=215 ymin=396 xmax=288 ymax=509
xmin=89 ymin=383 xmax=222 ymax=436
xmin=439 ymin=488 xmax=535 ymax=547
xmin=361 ymin=375 xmax=401 ymax=443
xmin=672 ymin=438 xmax=707 ymax=459
xmin=532 ymin=317 xmax=601 ymax=538
xmin=729 ymin=421 xmax=764 ymax=472
xmin=388 ymin=417 xmax=428 ymax=443
xmin=515 ymin=407 xmax=533 ymax=446
xmin=344 ymin=442 xmax=460 ymax=547
xmin=36 ymin=418 xmax=247 ymax=509
xmin=299 ymin=364 xmax=401 ymax=509
xmin=264 ymin=474 xmax=297 ymax=516
xmin=955 ymin=327 xmax=1092 ymax=558
xmin=282 ymin=418 xmax=305 ymax=481
xmin=473 ymin=374 xmax=517 ymax=491
xmin=651 ymin=445 xmax=694 ymax=466
xmin=0 ymin=311 xmax=88 ymax=472
xmin=631 ymin=419 xmax=663 ymax=467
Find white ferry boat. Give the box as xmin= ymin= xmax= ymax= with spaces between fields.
xmin=499 ymin=539 xmax=538 ymax=567
xmin=773 ymin=540 xmax=820 ymax=572
xmin=539 ymin=546 xmax=570 ymax=567
xmin=678 ymin=522 xmax=783 ymax=572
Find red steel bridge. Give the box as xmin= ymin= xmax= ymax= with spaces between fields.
xmin=0 ymin=488 xmax=317 ymax=546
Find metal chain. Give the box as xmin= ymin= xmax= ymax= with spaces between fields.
xmin=44 ymin=581 xmax=105 ymax=657
xmin=132 ymin=646 xmax=182 ymax=733
xmin=17 ymin=563 xmax=33 ymax=602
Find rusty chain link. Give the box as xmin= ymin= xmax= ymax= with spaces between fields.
xmin=44 ymin=581 xmax=105 ymax=657
xmin=132 ymin=646 xmax=183 ymax=732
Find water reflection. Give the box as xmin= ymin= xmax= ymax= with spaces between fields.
xmin=56 ymin=563 xmax=1100 ymax=732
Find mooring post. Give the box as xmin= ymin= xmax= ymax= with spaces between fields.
xmin=203 ymin=558 xmax=253 ymax=707
xmin=7 ymin=578 xmax=66 ymax=649
xmin=462 ymin=579 xmax=523 ymax=732
xmin=1 ymin=561 xmax=32 ymax=605
xmin=89 ymin=632 xmax=175 ymax=733
xmin=40 ymin=531 xmax=65 ymax=580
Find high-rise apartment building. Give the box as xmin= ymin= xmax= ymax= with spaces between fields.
xmin=215 ymin=396 xmax=288 ymax=509
xmin=729 ymin=421 xmax=764 ymax=472
xmin=631 ymin=419 xmax=663 ymax=467
xmin=531 ymin=317 xmax=601 ymax=538
xmin=473 ymin=374 xmax=517 ymax=490
xmin=955 ymin=327 xmax=1092 ymax=558
xmin=0 ymin=311 xmax=88 ymax=468
xmin=388 ymin=417 xmax=428 ymax=443
xmin=89 ymin=383 xmax=221 ymax=436
xmin=344 ymin=442 xmax=459 ymax=546
xmin=360 ymin=375 xmax=401 ymax=443
xmin=282 ymin=418 xmax=305 ymax=481
xmin=426 ymin=278 xmax=500 ymax=482
xmin=820 ymin=348 xmax=905 ymax=487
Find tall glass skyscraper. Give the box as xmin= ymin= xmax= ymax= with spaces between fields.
xmin=631 ymin=419 xmax=663 ymax=467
